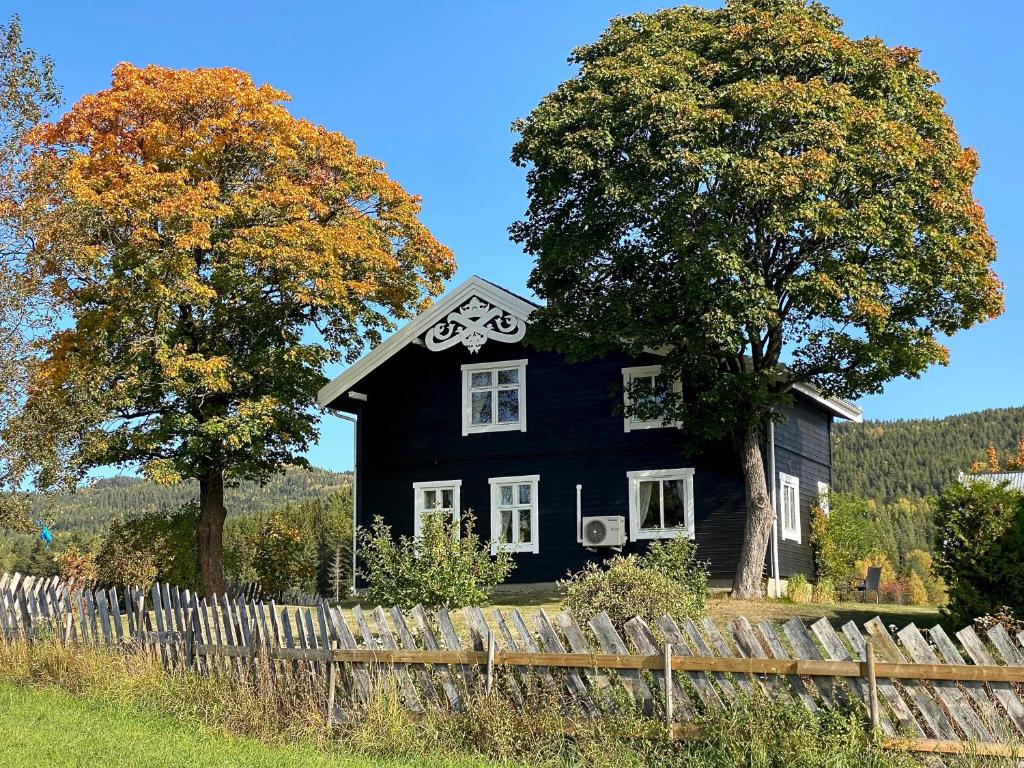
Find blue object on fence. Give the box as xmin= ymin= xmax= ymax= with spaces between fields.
xmin=36 ymin=520 xmax=52 ymax=546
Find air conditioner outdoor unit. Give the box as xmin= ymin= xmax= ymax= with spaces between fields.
xmin=581 ymin=515 xmax=626 ymax=548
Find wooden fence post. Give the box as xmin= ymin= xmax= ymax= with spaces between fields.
xmin=325 ymin=649 xmax=337 ymax=728
xmin=865 ymin=638 xmax=879 ymax=733
xmin=486 ymin=630 xmax=496 ymax=696
xmin=664 ymin=642 xmax=673 ymax=737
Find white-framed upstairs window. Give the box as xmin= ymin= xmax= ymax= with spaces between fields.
xmin=817 ymin=481 xmax=831 ymax=517
xmin=622 ymin=365 xmax=680 ymax=432
xmin=779 ymin=472 xmax=801 ymax=543
xmin=627 ymin=468 xmax=695 ymax=541
xmin=413 ymin=480 xmax=462 ymax=538
xmin=488 ymin=475 xmax=539 ymax=554
xmin=461 ymin=360 xmax=527 ymax=436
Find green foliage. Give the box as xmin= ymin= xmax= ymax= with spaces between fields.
xmin=810 ymin=492 xmax=877 ymax=586
xmin=934 ymin=480 xmax=1024 ymax=623
xmin=360 ymin=512 xmax=514 ymax=609
xmin=812 ymin=577 xmax=836 ymax=604
xmin=224 ymin=491 xmax=352 ymax=598
xmin=94 ymin=503 xmax=201 ymax=590
xmin=559 ymin=543 xmax=708 ymax=631
xmin=834 ymin=407 xmax=1024 ymax=504
xmin=785 ymin=573 xmax=812 ymax=604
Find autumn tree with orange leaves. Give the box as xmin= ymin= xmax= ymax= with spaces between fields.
xmin=4 ymin=64 xmax=453 ymax=594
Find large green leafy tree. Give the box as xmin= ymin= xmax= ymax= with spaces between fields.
xmin=0 ymin=15 xmax=60 ymax=533
xmin=6 ymin=64 xmax=453 ymax=594
xmin=511 ymin=0 xmax=1002 ymax=597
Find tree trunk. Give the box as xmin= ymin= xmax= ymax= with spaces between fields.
xmin=730 ymin=422 xmax=775 ymax=599
xmin=198 ymin=468 xmax=227 ymax=596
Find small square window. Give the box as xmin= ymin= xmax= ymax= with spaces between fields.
xmin=462 ymin=360 xmax=527 ymax=435
xmin=413 ymin=480 xmax=462 ymax=538
xmin=622 ymin=365 xmax=680 ymax=432
xmin=627 ymin=469 xmax=695 ymax=540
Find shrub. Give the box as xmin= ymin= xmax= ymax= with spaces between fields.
xmin=810 ymin=492 xmax=877 ymax=587
xmin=251 ymin=514 xmax=315 ymax=597
xmin=561 ymin=545 xmax=708 ymax=631
xmin=786 ymin=573 xmax=812 ymax=604
xmin=52 ymin=545 xmax=97 ymax=583
xmin=934 ymin=480 xmax=1024 ymax=623
xmin=639 ymin=536 xmax=708 ymax=615
xmin=905 ymin=572 xmax=929 ymax=606
xmin=94 ymin=503 xmax=200 ymax=590
xmin=879 ymin=578 xmax=907 ymax=605
xmin=903 ymin=549 xmax=946 ymax=605
xmin=812 ymin=576 xmax=836 ymax=604
xmin=360 ymin=511 xmax=514 ymax=609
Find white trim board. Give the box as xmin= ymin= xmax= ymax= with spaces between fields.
xmin=317 ymin=276 xmax=537 ymax=407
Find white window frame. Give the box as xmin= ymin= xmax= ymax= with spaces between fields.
xmin=461 ymin=359 xmax=528 ymax=436
xmin=622 ymin=365 xmax=681 ymax=432
xmin=488 ymin=474 xmax=540 ymax=555
xmin=413 ymin=480 xmax=462 ymax=538
xmin=817 ymin=481 xmax=830 ymax=517
xmin=627 ymin=468 xmax=695 ymax=541
xmin=779 ymin=472 xmax=801 ymax=543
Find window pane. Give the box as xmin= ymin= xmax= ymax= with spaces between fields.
xmin=499 ymin=484 xmax=513 ymax=506
xmin=518 ymin=483 xmax=531 ymax=505
xmin=638 ymin=480 xmax=660 ymax=529
xmin=497 ymin=368 xmax=519 ymax=385
xmin=471 ymin=391 xmax=492 ymax=424
xmin=470 ymin=371 xmax=492 ymax=388
xmin=518 ymin=510 xmax=532 ymax=545
xmin=424 ymin=490 xmax=437 ymax=509
xmin=500 ymin=509 xmax=513 ymax=543
xmin=441 ymin=489 xmax=454 ymax=510
xmin=497 ymin=389 xmax=519 ymax=423
xmin=663 ymin=480 xmax=687 ymax=528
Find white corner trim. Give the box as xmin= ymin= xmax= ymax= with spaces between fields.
xmin=626 ymin=468 xmax=696 ymax=541
xmin=791 ymin=382 xmax=863 ymax=423
xmin=488 ymin=475 xmax=540 ymax=555
xmin=779 ymin=472 xmax=801 ymax=543
xmin=317 ymin=276 xmax=536 ymax=407
xmin=461 ymin=359 xmax=528 ymax=436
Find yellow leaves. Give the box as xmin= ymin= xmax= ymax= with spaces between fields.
xmin=142 ymin=458 xmax=183 ymax=486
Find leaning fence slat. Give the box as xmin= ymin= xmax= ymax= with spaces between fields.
xmin=329 ymin=606 xmax=371 ymax=703
xmin=756 ymin=619 xmax=816 ymax=712
xmin=389 ymin=606 xmax=437 ymax=705
xmin=728 ymin=617 xmax=788 ymax=701
xmin=927 ymin=624 xmax=1008 ymax=740
xmin=535 ymin=608 xmax=596 ymax=715
xmin=435 ymin=607 xmax=476 ymax=692
xmin=675 ymin=617 xmax=742 ymax=703
xmin=783 ymin=618 xmax=841 ymax=709
xmin=371 ymin=606 xmax=421 ymax=712
xmin=699 ymin=617 xmax=756 ymax=696
xmin=411 ymin=604 xmax=462 ymax=709
xmin=95 ymin=588 xmax=112 ymax=647
xmin=842 ymin=621 xmax=923 ymax=737
xmin=898 ymin=623 xmax=992 ymax=742
xmin=589 ymin=612 xmax=653 ymax=714
xmin=657 ymin=615 xmax=725 ymax=710
xmin=508 ymin=608 xmax=560 ymax=697
xmin=865 ymin=617 xmax=956 ymax=741
xmin=624 ymin=616 xmax=694 ymax=720
xmin=957 ymin=625 xmax=1024 ymax=738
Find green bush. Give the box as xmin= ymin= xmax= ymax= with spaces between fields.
xmin=810 ymin=492 xmax=876 ymax=587
xmin=359 ymin=511 xmax=514 ymax=609
xmin=559 ymin=541 xmax=708 ymax=631
xmin=812 ymin=576 xmax=836 ymax=604
xmin=786 ymin=573 xmax=812 ymax=604
xmin=934 ymin=480 xmax=1024 ymax=623
xmin=94 ymin=503 xmax=200 ymax=590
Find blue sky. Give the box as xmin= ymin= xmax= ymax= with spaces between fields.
xmin=7 ymin=1 xmax=1021 ymax=473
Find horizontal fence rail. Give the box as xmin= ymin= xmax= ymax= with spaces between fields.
xmin=3 ymin=571 xmax=1024 ymax=759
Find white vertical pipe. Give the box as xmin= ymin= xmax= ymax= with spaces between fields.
xmin=768 ymin=420 xmax=781 ymax=598
xmin=576 ymin=484 xmax=583 ymax=543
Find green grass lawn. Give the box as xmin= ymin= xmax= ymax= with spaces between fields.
xmin=0 ymin=682 xmax=494 ymax=768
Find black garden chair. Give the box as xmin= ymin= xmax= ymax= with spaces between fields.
xmin=854 ymin=566 xmax=882 ymax=604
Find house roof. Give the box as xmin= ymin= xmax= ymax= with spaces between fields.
xmin=959 ymin=470 xmax=1024 ymax=492
xmin=317 ymin=275 xmax=863 ymax=423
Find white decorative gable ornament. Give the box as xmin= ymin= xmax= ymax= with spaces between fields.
xmin=424 ymin=295 xmax=526 ymax=353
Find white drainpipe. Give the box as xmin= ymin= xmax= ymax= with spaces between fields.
xmin=768 ymin=420 xmax=781 ymax=598
xmin=575 ymin=484 xmax=583 ymax=543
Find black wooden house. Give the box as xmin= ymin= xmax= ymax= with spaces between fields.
xmin=318 ymin=276 xmax=862 ymax=589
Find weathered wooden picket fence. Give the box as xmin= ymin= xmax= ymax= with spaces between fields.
xmin=4 ymin=571 xmax=1024 ymax=759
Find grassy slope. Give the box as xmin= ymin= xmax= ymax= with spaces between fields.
xmin=0 ymin=682 xmax=491 ymax=768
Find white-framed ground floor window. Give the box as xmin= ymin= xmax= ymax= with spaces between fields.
xmin=413 ymin=480 xmax=462 ymax=537
xmin=779 ymin=472 xmax=801 ymax=543
xmin=489 ymin=475 xmax=539 ymax=554
xmin=627 ymin=469 xmax=695 ymax=540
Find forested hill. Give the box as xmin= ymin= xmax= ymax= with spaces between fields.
xmin=833 ymin=406 xmax=1024 ymax=504
xmin=37 ymin=466 xmax=352 ymax=535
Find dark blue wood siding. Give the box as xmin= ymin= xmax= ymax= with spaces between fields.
xmin=773 ymin=399 xmax=833 ymax=579
xmin=341 ymin=336 xmax=832 ymax=584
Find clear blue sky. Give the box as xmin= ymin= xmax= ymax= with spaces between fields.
xmin=7 ymin=1 xmax=1022 ymax=473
